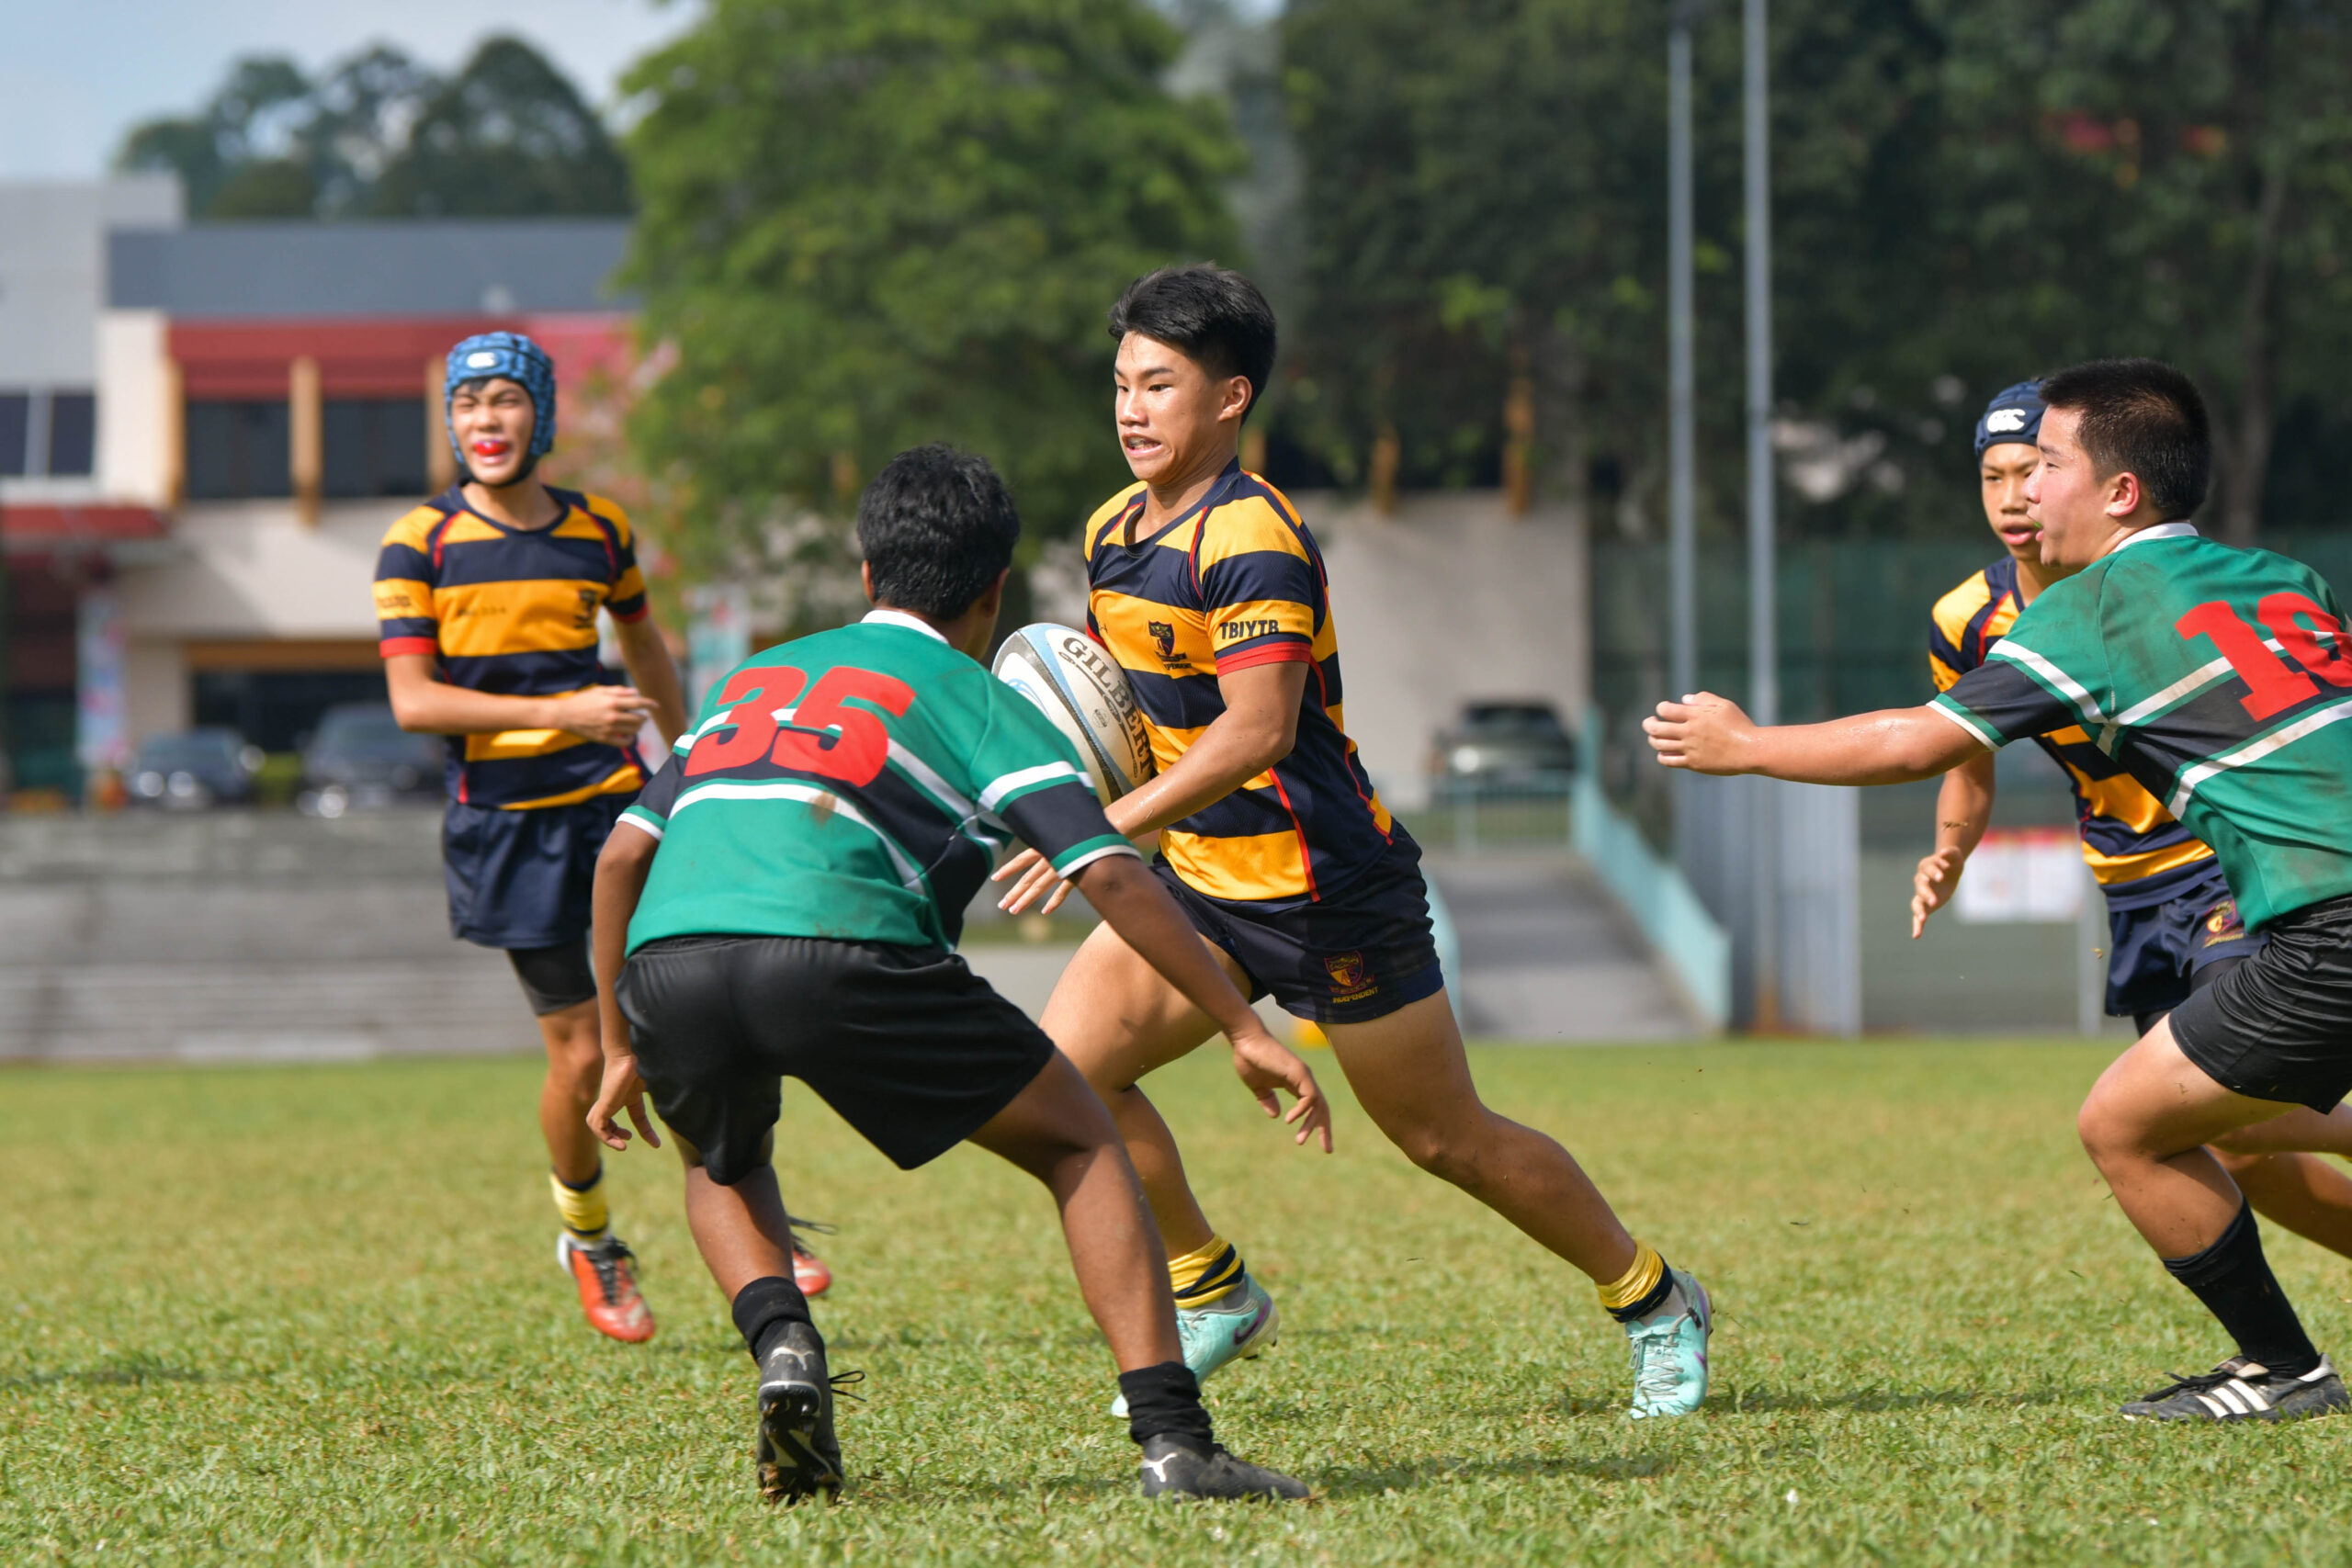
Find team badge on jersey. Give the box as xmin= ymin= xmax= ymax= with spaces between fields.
xmin=1148 ymin=620 xmax=1179 ymax=660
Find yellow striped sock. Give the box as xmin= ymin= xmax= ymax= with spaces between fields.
xmin=1596 ymin=1240 xmax=1666 ymax=1318
xmin=1169 ymin=1235 xmax=1245 ymax=1307
xmin=551 ymin=1167 xmax=609 ymax=1241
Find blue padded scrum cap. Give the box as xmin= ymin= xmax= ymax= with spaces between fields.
xmin=1973 ymin=379 xmax=2045 ymax=458
xmin=445 ymin=332 xmax=558 ymax=468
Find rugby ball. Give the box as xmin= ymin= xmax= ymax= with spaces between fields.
xmin=991 ymin=623 xmax=1156 ymax=805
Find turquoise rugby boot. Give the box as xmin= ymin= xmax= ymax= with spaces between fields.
xmin=1112 ymin=1273 xmax=1282 ymax=1417
xmin=1624 ymin=1269 xmax=1712 ymax=1419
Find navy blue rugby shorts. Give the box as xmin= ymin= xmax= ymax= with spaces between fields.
xmin=2105 ymin=864 xmax=2263 ymax=1020
xmin=443 ymin=793 xmax=629 ymax=952
xmin=1155 ymin=830 xmax=1445 ymax=1026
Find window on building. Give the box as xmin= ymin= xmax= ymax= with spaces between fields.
xmin=185 ymin=400 xmax=291 ymax=500
xmin=323 ymin=398 xmax=429 ymax=499
xmin=46 ymin=391 xmax=96 ymax=477
xmin=0 ymin=393 xmax=26 ymax=477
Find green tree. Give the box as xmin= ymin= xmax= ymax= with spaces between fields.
xmin=116 ymin=38 xmax=628 ymax=221
xmin=119 ymin=56 xmax=321 ymax=216
xmin=1926 ymin=0 xmax=2352 ymax=542
xmin=1279 ymin=0 xmax=1972 ymax=537
xmin=370 ymin=38 xmax=631 ymax=217
xmin=620 ymin=0 xmax=1246 ymax=600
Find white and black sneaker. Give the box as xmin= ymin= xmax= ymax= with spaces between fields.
xmin=755 ymin=1322 xmax=846 ymax=1504
xmin=2120 ymin=1355 xmax=2348 ymax=1422
xmin=1137 ymin=1433 xmax=1310 ymax=1500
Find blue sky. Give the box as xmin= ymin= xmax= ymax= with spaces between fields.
xmin=0 ymin=0 xmax=693 ymax=180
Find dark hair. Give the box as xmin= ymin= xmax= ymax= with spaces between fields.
xmin=2037 ymin=357 xmax=2211 ymax=521
xmin=1108 ymin=265 xmax=1278 ymax=417
xmin=855 ymin=444 xmax=1021 ymax=618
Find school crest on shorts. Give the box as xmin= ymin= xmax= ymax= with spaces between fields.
xmin=1325 ymin=951 xmax=1374 ymax=998
xmin=2203 ymin=899 xmax=2246 ymax=946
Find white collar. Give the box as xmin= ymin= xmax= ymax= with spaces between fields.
xmin=2108 ymin=521 xmax=2200 ymax=555
xmin=861 ymin=607 xmax=949 ymax=645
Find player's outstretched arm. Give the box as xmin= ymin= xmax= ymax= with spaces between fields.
xmin=585 ymin=821 xmax=663 ymax=1154
xmin=384 ymin=653 xmax=651 ymax=747
xmin=1070 ymin=853 xmax=1333 ymax=1152
xmin=1912 ymin=751 xmax=1996 ymax=938
xmin=994 ymin=660 xmax=1308 ymax=915
xmin=1645 ymin=691 xmax=1987 ymax=786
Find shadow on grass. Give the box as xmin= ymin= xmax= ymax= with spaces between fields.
xmin=2 ymin=1359 xmax=212 ymax=1391
xmin=1699 ymin=1383 xmax=2088 ymax=1415
xmin=1314 ymin=1450 xmax=1678 ymax=1496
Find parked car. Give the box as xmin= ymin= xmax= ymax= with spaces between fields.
xmin=128 ymin=728 xmax=265 ymax=808
xmin=300 ymin=703 xmax=444 ymax=814
xmin=1432 ymin=701 xmax=1578 ymax=795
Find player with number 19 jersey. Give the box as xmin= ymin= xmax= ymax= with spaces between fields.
xmin=1935 ymin=525 xmax=2352 ymax=931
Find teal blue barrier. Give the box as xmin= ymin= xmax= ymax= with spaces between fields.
xmin=1572 ymin=712 xmax=1731 ymax=1032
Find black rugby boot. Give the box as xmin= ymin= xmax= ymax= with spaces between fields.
xmin=755 ymin=1321 xmax=844 ymax=1504
xmin=1137 ymin=1433 xmax=1309 ymax=1500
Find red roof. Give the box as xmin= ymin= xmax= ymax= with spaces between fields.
xmin=2 ymin=504 xmax=171 ymax=552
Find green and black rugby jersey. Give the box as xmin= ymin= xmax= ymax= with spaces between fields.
xmin=1934 ymin=524 xmax=2352 ymax=930
xmin=619 ymin=609 xmax=1136 ymax=953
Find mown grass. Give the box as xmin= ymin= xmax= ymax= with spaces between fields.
xmin=8 ymin=1042 xmax=2352 ymax=1564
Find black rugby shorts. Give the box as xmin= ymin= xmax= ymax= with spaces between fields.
xmin=614 ymin=934 xmax=1057 ymax=1186
xmin=1155 ymin=830 xmax=1445 ymax=1026
xmin=2168 ymin=894 xmax=2352 ymax=1114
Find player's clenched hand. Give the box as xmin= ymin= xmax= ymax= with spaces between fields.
xmin=552 ymin=684 xmax=654 ymax=747
xmin=1645 ymin=692 xmax=1756 ymax=774
xmin=991 ymin=845 xmax=1075 ymax=916
xmin=587 ymin=1053 xmax=662 ymax=1153
xmin=1910 ymin=846 xmax=1964 ymax=939
xmin=1227 ymin=1024 xmax=1334 ymax=1153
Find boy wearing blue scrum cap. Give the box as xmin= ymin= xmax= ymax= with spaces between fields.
xmin=1910 ymin=378 xmax=2352 ymax=1269
xmin=372 ymin=333 xmax=706 ymax=1342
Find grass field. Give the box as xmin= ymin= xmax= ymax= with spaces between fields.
xmin=10 ymin=1041 xmax=2352 ymax=1564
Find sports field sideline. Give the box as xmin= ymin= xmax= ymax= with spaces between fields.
xmin=7 ymin=1041 xmax=2346 ymax=1564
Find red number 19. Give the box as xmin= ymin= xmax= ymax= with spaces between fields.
xmin=2174 ymin=595 xmax=2352 ymax=721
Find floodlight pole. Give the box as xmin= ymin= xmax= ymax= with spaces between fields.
xmin=1743 ymin=0 xmax=1778 ymax=1025
xmin=1743 ymin=0 xmax=1775 ymax=731
xmin=1667 ymin=6 xmax=1698 ymax=702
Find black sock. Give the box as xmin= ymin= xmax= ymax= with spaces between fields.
xmin=1118 ymin=1361 xmax=1216 ymax=1450
xmin=730 ymin=1274 xmax=812 ymax=1362
xmin=2162 ymin=1201 xmax=2321 ymax=1378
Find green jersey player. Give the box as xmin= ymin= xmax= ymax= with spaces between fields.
xmin=1648 ymin=358 xmax=2352 ymax=1424
xmin=586 ymin=445 xmax=1324 ymax=1504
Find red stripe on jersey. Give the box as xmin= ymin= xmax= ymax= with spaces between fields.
xmin=1215 ymin=641 xmax=1314 ymax=673
xmin=1267 ymin=768 xmax=1319 ymax=902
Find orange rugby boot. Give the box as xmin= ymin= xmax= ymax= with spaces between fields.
xmin=787 ymin=1214 xmax=836 ymax=1298
xmin=559 ymin=1233 xmax=657 ymax=1343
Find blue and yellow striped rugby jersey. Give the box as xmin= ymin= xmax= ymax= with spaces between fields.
xmin=373 ymin=485 xmax=650 ymax=811
xmin=1929 ymin=554 xmax=2216 ymax=907
xmin=1082 ymin=459 xmax=1394 ymax=907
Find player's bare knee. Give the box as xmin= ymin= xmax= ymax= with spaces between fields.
xmin=2075 ymin=1093 xmax=2144 ymax=1171
xmin=1392 ymin=1122 xmax=1483 ymax=1187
